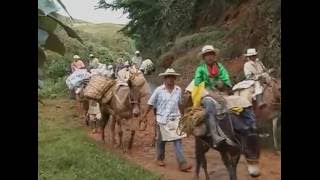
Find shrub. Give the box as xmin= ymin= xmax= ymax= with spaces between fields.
xmin=39 ymin=77 xmax=68 ymax=98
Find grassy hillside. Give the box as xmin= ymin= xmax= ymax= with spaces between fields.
xmin=158 ymin=0 xmax=280 ymax=87
xmin=40 ymin=15 xmax=136 ymax=98
xmin=39 ymin=99 xmax=160 ymax=180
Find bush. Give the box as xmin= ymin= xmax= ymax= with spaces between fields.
xmin=45 ymin=56 xmax=70 ymax=79
xmin=174 ymin=28 xmax=225 ymax=50
xmin=39 ymin=77 xmax=68 ymax=98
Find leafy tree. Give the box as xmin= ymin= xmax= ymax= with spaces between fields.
xmin=38 ymin=0 xmax=82 ymax=67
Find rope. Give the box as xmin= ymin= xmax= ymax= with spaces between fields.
xmin=177 ymin=107 xmax=205 ymax=136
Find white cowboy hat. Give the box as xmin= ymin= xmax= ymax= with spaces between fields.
xmin=135 ymin=50 xmax=140 ymax=54
xmin=89 ymin=54 xmax=94 ymax=58
xmin=73 ymin=55 xmax=80 ymax=59
xmin=159 ymin=68 xmax=180 ymax=76
xmin=200 ymin=45 xmax=220 ymax=56
xmin=244 ymin=48 xmax=258 ymax=56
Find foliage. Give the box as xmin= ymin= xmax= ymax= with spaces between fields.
xmin=173 ymin=28 xmax=225 ymax=51
xmin=97 ymin=0 xmax=199 ymax=59
xmin=41 ymin=17 xmax=135 ymax=97
xmin=38 ymin=77 xmax=68 ymax=99
xmin=98 ymin=0 xmax=281 ymax=77
xmin=38 ymin=0 xmax=82 ymax=67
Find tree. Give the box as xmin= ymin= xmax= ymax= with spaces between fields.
xmin=38 ymin=0 xmax=83 ymax=67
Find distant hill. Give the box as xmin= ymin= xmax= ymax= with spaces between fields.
xmin=46 ymin=13 xmax=135 ymax=66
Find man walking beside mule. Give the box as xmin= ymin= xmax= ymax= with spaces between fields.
xmin=143 ymin=68 xmax=192 ymax=172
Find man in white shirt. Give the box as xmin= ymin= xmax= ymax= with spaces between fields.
xmin=143 ymin=68 xmax=192 ymax=171
xmin=131 ymin=51 xmax=142 ymax=69
xmin=243 ymin=48 xmax=272 ymax=108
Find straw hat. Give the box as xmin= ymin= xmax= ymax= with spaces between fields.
xmin=244 ymin=48 xmax=258 ymax=57
xmin=200 ymin=45 xmax=220 ymax=56
xmin=73 ymin=55 xmax=80 ymax=59
xmin=159 ymin=68 xmax=180 ymax=76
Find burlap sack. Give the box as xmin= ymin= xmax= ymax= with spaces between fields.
xmin=101 ymin=86 xmax=114 ymax=104
xmin=84 ymin=75 xmax=115 ymax=100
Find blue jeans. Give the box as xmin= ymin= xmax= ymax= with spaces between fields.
xmin=156 ymin=126 xmax=186 ymax=165
xmin=240 ymin=107 xmax=257 ymax=131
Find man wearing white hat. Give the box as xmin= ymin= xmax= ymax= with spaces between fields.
xmin=143 ymin=68 xmax=192 ymax=171
xmin=243 ymin=48 xmax=272 ymax=108
xmin=117 ymin=61 xmax=131 ymax=82
xmin=71 ymin=55 xmax=86 ymax=72
xmin=189 ymin=45 xmax=261 ymax=176
xmin=89 ymin=54 xmax=99 ymax=69
xmin=114 ymin=58 xmax=124 ymax=75
xmin=191 ymin=45 xmax=232 ymax=149
xmin=131 ymin=50 xmax=143 ymax=69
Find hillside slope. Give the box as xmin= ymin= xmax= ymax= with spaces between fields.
xmin=154 ymin=0 xmax=280 ymax=88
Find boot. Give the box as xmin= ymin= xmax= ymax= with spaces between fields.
xmin=179 ymin=162 xmax=192 ymax=172
xmin=256 ymin=94 xmax=267 ymax=109
xmin=203 ymin=99 xmax=226 ymax=148
xmin=207 ymin=115 xmax=226 ymax=148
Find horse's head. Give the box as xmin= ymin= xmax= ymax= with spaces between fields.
xmin=127 ymin=71 xmax=150 ymax=117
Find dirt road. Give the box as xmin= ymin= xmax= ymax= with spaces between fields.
xmin=41 ymin=98 xmax=280 ymax=180
xmin=88 ymin=114 xmax=281 ymax=180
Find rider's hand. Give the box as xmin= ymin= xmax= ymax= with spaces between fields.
xmin=216 ymin=80 xmax=224 ymax=89
xmin=268 ymin=68 xmax=275 ymax=74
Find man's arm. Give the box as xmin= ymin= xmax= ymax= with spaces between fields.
xmin=143 ymin=88 xmax=158 ymax=118
xmin=218 ymin=63 xmax=232 ymax=87
xmin=244 ymin=63 xmax=256 ymax=80
xmin=194 ymin=65 xmax=204 ymax=86
xmin=143 ymin=105 xmax=154 ymax=118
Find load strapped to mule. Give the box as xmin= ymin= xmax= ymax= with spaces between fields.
xmin=178 ymin=105 xmax=246 ymax=136
xmin=178 ymin=107 xmax=206 ymax=136
xmin=83 ymin=75 xmax=115 ymax=103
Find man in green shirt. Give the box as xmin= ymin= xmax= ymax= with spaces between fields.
xmin=194 ymin=51 xmax=232 ymax=89
xmin=192 ymin=45 xmax=261 ymax=176
xmin=193 ymin=45 xmax=231 ymax=148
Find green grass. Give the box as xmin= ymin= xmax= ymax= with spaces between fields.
xmin=39 ymin=99 xmax=160 ymax=180
xmin=173 ymin=27 xmax=225 ymax=50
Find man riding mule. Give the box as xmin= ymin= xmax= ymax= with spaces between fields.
xmin=186 ymin=45 xmax=261 ymax=178
xmin=232 ymin=48 xmax=281 ymax=150
xmin=235 ymin=48 xmax=273 ymax=108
